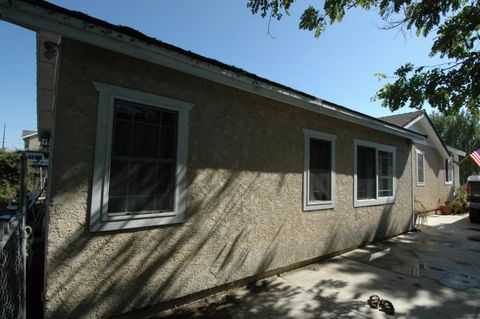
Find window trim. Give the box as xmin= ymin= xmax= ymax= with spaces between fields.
xmin=90 ymin=82 xmax=193 ymax=232
xmin=353 ymin=139 xmax=396 ymax=207
xmin=303 ymin=129 xmax=336 ymax=211
xmin=445 ymin=157 xmax=453 ymax=185
xmin=416 ymin=149 xmax=425 ymax=187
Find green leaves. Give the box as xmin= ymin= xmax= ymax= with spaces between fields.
xmin=430 ymin=110 xmax=480 ymax=183
xmin=299 ymin=6 xmax=325 ymax=37
xmin=248 ymin=0 xmax=480 ymax=117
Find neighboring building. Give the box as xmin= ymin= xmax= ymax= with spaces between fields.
xmin=379 ymin=110 xmax=465 ymax=210
xmin=0 ymin=1 xmax=450 ymax=318
xmin=21 ymin=130 xmax=48 ymax=190
xmin=21 ymin=130 xmax=40 ymax=151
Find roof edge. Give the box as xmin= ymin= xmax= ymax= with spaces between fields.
xmin=1 ymin=0 xmax=426 ymax=141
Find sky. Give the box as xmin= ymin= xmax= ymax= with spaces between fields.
xmin=0 ymin=1 xmax=442 ymax=150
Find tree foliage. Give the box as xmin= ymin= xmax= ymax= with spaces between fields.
xmin=0 ymin=151 xmax=22 ymax=206
xmin=0 ymin=151 xmax=32 ymax=209
xmin=247 ymin=0 xmax=480 ymax=117
xmin=430 ymin=110 xmax=480 ymax=183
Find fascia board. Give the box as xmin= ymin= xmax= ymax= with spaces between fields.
xmin=404 ymin=114 xmax=424 ymax=129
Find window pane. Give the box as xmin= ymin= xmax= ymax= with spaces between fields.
xmin=445 ymin=158 xmax=453 ymax=182
xmin=115 ymin=101 xmax=134 ymax=120
xmin=112 ymin=120 xmax=131 ymax=156
xmin=108 ymin=99 xmax=178 ymax=215
xmin=134 ymin=106 xmax=160 ymax=124
xmin=159 ymin=126 xmax=177 ymax=160
xmin=357 ymin=146 xmax=376 ymax=199
xmin=378 ymin=151 xmax=393 ymax=197
xmin=128 ymin=162 xmax=158 ymax=196
xmin=417 ymin=153 xmax=424 ymax=183
xmin=109 ymin=160 xmax=128 ymax=196
xmin=133 ymin=123 xmax=159 ymax=158
xmin=155 ymin=195 xmax=174 ymax=211
xmin=309 ymin=138 xmax=331 ymax=201
xmin=157 ymin=163 xmax=175 ymax=195
xmin=127 ymin=196 xmax=155 ymax=212
xmin=108 ymin=197 xmax=127 ymax=213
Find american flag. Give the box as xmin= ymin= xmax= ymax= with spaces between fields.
xmin=471 ymin=148 xmax=480 ymax=167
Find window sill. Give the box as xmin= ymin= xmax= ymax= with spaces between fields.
xmin=354 ymin=197 xmax=395 ymax=208
xmin=445 ymin=181 xmax=453 ymax=186
xmin=416 ymin=183 xmax=425 ymax=187
xmin=303 ymin=202 xmax=335 ymax=211
xmin=90 ymin=213 xmax=185 ymax=232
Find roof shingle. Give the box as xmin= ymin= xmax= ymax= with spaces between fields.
xmin=378 ymin=110 xmax=424 ymax=127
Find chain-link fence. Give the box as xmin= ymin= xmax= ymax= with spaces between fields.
xmin=0 ymin=217 xmax=24 ymax=319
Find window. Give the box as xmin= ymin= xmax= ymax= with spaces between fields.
xmin=445 ymin=157 xmax=453 ymax=184
xmin=416 ymin=149 xmax=425 ymax=186
xmin=303 ymin=129 xmax=336 ymax=211
xmin=354 ymin=140 xmax=396 ymax=207
xmin=90 ymin=82 xmax=192 ymax=232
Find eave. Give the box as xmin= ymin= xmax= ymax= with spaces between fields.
xmin=0 ymin=0 xmax=426 ymax=142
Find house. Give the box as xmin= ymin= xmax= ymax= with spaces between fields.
xmin=379 ymin=111 xmax=466 ymax=210
xmin=22 ymin=130 xmax=40 ymax=151
xmin=21 ymin=130 xmax=49 ymax=190
xmin=0 ymin=1 xmax=463 ymax=318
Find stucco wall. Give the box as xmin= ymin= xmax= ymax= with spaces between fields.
xmin=45 ymin=38 xmax=414 ymax=318
xmin=414 ymin=144 xmax=454 ymax=210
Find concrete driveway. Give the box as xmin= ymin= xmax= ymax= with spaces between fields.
xmin=155 ymin=215 xmax=480 ymax=318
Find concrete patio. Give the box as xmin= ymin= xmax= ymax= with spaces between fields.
xmin=150 ymin=215 xmax=480 ymax=318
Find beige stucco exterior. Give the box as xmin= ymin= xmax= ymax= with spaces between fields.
xmin=23 ymin=134 xmax=40 ymax=151
xmin=45 ymin=38 xmax=415 ymax=318
xmin=413 ymin=145 xmax=455 ymax=211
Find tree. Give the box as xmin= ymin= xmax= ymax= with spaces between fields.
xmin=430 ymin=110 xmax=480 ymax=183
xmin=247 ymin=0 xmax=480 ymax=117
xmin=0 ymin=151 xmax=22 ymax=208
xmin=0 ymin=151 xmax=32 ymax=210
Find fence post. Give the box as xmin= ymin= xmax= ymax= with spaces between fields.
xmin=19 ymin=152 xmax=27 ymax=319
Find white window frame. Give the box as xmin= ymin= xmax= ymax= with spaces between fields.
xmin=445 ymin=157 xmax=453 ymax=185
xmin=354 ymin=139 xmax=396 ymax=207
xmin=303 ymin=129 xmax=336 ymax=211
xmin=416 ymin=149 xmax=425 ymax=187
xmin=89 ymin=82 xmax=193 ymax=232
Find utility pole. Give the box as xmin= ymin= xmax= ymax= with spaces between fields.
xmin=1 ymin=122 xmax=5 ymax=151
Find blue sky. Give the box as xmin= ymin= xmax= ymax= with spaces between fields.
xmin=0 ymin=1 xmax=441 ymax=149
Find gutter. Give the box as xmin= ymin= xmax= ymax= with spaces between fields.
xmin=0 ymin=0 xmax=426 ymax=142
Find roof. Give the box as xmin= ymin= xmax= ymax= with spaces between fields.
xmin=0 ymin=0 xmax=426 ymax=142
xmin=379 ymin=110 xmax=464 ymax=158
xmin=21 ymin=130 xmax=37 ymax=139
xmin=21 ymin=129 xmax=36 ymax=137
xmin=447 ymin=146 xmax=466 ymax=157
xmin=378 ymin=110 xmax=424 ymax=127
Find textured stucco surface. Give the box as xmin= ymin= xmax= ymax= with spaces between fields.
xmin=45 ymin=38 xmax=414 ymax=318
xmin=414 ymin=144 xmax=454 ymax=210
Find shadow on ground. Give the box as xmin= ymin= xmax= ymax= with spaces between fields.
xmin=154 ymin=215 xmax=480 ymax=319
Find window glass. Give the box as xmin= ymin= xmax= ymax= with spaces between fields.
xmin=378 ymin=151 xmax=393 ymax=197
xmin=357 ymin=146 xmax=376 ymax=200
xmin=417 ymin=152 xmax=424 ymax=184
xmin=309 ymin=138 xmax=332 ymax=201
xmin=107 ymin=99 xmax=177 ymax=214
xmin=445 ymin=158 xmax=453 ymax=183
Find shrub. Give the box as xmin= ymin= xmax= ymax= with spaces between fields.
xmin=451 ymin=186 xmax=468 ymax=214
xmin=0 ymin=151 xmax=32 ymax=211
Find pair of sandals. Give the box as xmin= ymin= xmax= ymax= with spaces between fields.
xmin=367 ymin=295 xmax=395 ymax=315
